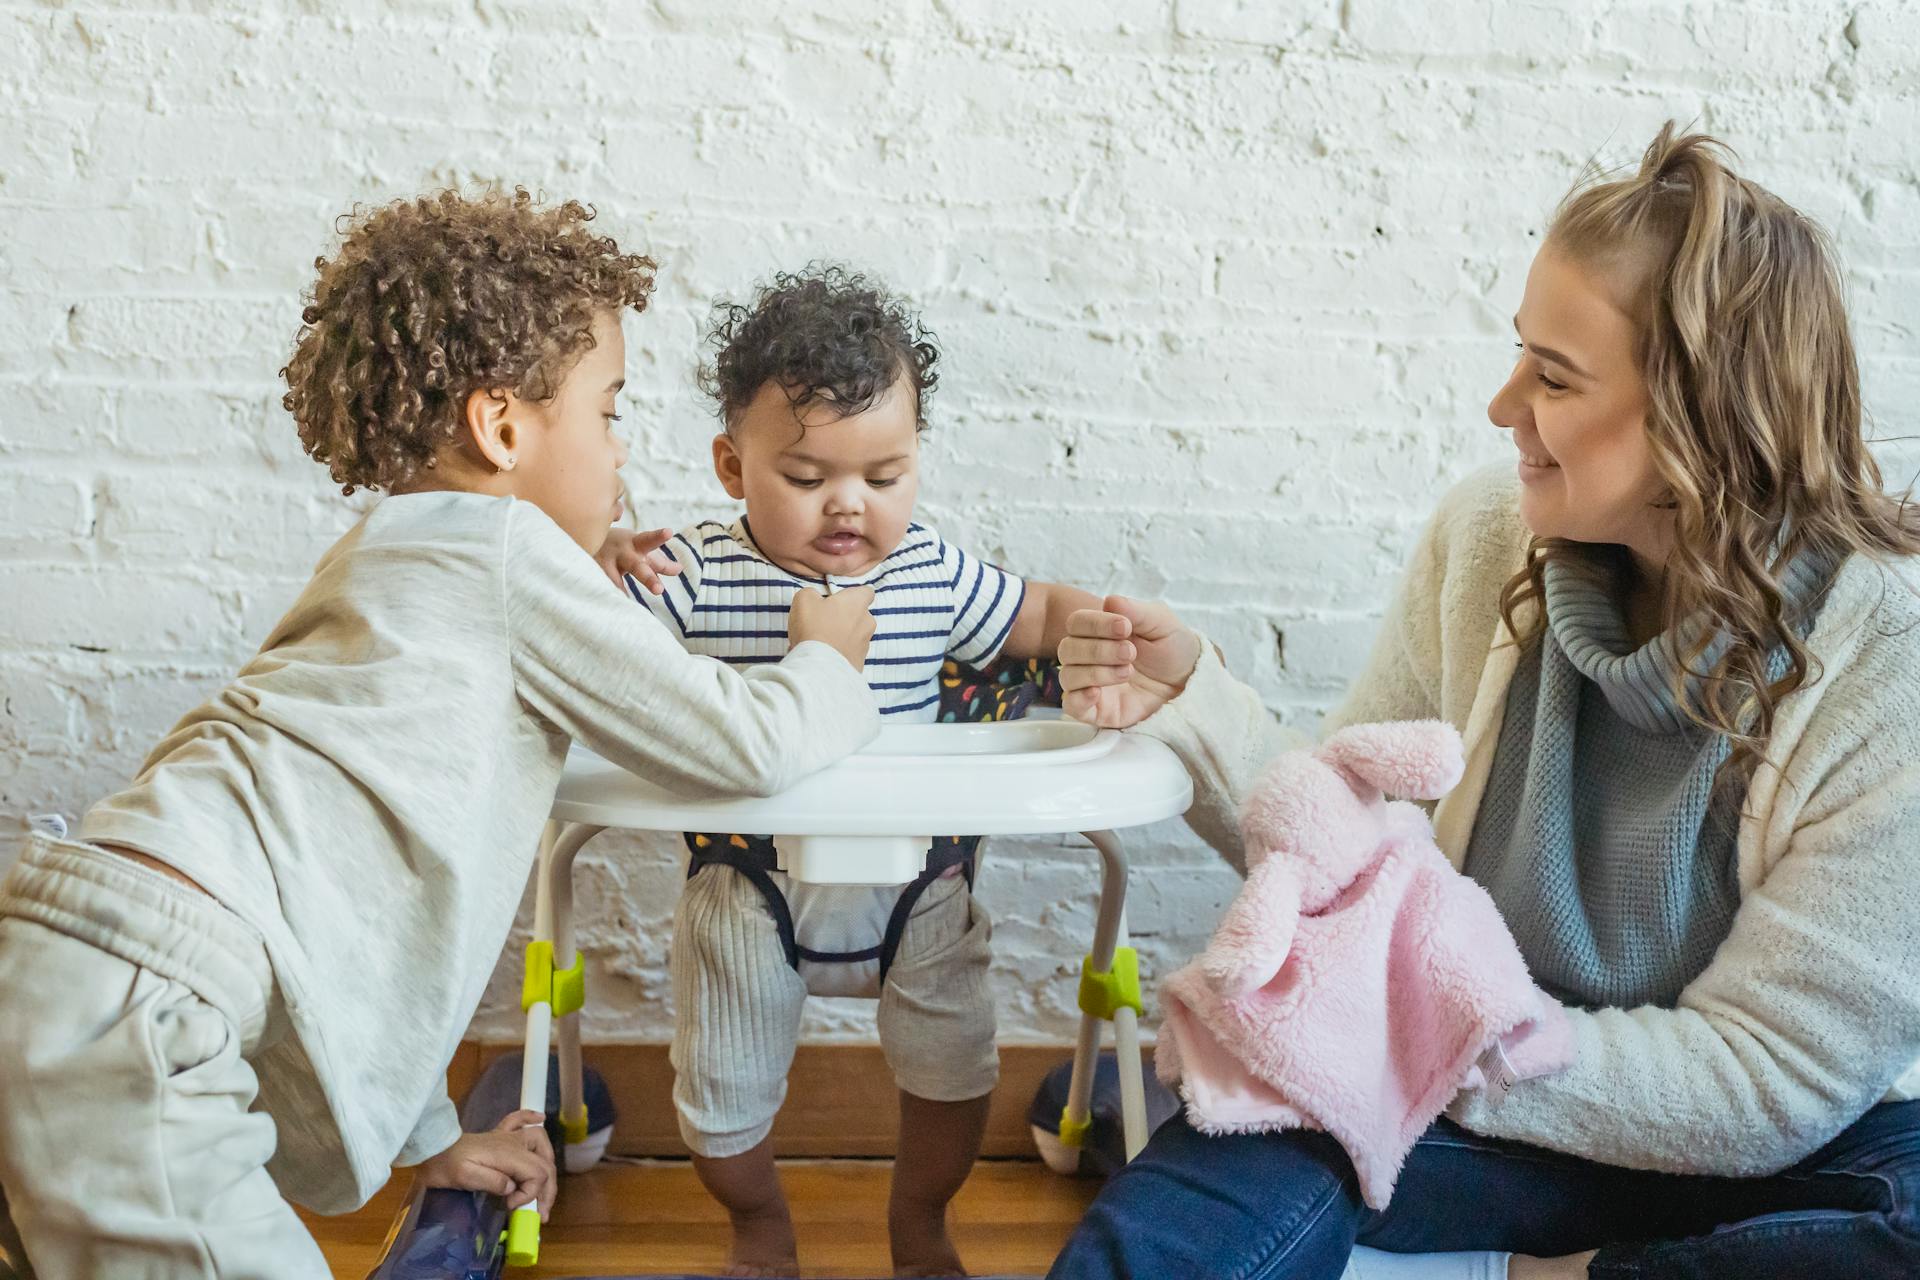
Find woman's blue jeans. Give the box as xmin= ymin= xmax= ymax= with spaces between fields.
xmin=1049 ymin=1101 xmax=1920 ymax=1278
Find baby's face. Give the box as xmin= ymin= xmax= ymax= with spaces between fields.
xmin=712 ymin=376 xmax=921 ymax=580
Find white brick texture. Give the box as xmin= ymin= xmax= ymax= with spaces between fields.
xmin=3 ymin=1 xmax=1917 ymax=1045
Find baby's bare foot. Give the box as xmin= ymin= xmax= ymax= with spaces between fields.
xmin=723 ymin=1206 xmax=799 ymax=1278
xmin=889 ymin=1201 xmax=966 ymax=1277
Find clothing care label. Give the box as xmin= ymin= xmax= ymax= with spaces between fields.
xmin=1476 ymin=1040 xmax=1518 ymax=1110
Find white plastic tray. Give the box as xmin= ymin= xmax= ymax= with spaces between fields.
xmin=551 ymin=720 xmax=1193 ymax=840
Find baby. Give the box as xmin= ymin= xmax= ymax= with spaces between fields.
xmin=606 ymin=266 xmax=1100 ymax=1277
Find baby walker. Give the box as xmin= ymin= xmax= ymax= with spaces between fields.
xmin=366 ymin=658 xmax=1192 ymax=1278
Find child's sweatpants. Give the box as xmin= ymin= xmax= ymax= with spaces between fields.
xmin=670 ymin=865 xmax=999 ymax=1158
xmin=0 ymin=837 xmax=330 ymax=1280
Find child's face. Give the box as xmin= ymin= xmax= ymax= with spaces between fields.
xmin=511 ymin=309 xmax=631 ymax=552
xmin=712 ymin=376 xmax=921 ymax=580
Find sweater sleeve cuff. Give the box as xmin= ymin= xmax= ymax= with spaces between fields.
xmin=1133 ymin=632 xmax=1234 ymax=753
xmin=782 ymin=641 xmax=882 ymax=725
xmin=394 ymin=1089 xmax=464 ymax=1167
xmin=1443 ymin=1008 xmax=1594 ymax=1152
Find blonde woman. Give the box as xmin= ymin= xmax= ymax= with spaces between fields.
xmin=1050 ymin=125 xmax=1920 ymax=1280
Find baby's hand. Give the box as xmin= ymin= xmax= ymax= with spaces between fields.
xmin=1059 ymin=596 xmax=1201 ymax=729
xmin=789 ymin=585 xmax=876 ymax=671
xmin=596 ymin=526 xmax=684 ymax=595
xmin=414 ymin=1109 xmax=558 ymax=1221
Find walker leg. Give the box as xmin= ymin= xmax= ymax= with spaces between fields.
xmin=550 ymin=824 xmax=603 ymax=1170
xmin=521 ymin=820 xmax=563 ymax=1120
xmin=1059 ymin=830 xmax=1147 ymax=1165
xmin=1059 ymin=1006 xmax=1104 ymax=1163
xmin=519 ymin=1003 xmax=554 ymax=1124
xmin=556 ymin=1008 xmax=586 ymax=1162
xmin=508 ymin=822 xmax=561 ymax=1267
xmin=508 ymin=821 xmax=603 ymax=1266
xmin=1112 ymin=1003 xmax=1148 ymax=1161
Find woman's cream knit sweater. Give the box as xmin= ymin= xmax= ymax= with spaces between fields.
xmin=1136 ymin=464 xmax=1920 ymax=1176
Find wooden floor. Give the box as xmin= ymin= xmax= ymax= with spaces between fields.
xmin=305 ymin=1158 xmax=1097 ymax=1278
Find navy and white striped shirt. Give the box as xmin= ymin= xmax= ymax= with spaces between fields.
xmin=628 ymin=518 xmax=1027 ymax=721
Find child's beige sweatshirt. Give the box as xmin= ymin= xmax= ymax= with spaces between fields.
xmin=79 ymin=490 xmax=879 ymax=1211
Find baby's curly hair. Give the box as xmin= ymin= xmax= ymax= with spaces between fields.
xmin=700 ymin=264 xmax=939 ymax=431
xmin=283 ymin=187 xmax=657 ymax=495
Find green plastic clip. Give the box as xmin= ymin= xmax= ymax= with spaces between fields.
xmin=521 ymin=939 xmax=585 ymax=1016
xmin=561 ymin=1101 xmax=590 ymax=1146
xmin=504 ymin=1205 xmax=540 ymax=1266
xmin=1076 ymin=947 xmax=1142 ymax=1020
xmin=1058 ymin=1105 xmax=1093 ymax=1149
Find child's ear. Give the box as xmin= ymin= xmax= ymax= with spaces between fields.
xmin=711 ymin=432 xmax=747 ymax=500
xmin=463 ymin=387 xmax=519 ymax=474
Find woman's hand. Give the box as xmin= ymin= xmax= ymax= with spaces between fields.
xmin=415 ymin=1110 xmax=558 ymax=1221
xmin=789 ymin=585 xmax=877 ymax=671
xmin=1059 ymin=595 xmax=1202 ymax=728
xmin=595 ymin=526 xmax=684 ymax=595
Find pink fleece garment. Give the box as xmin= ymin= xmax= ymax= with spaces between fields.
xmin=1156 ymin=720 xmax=1574 ymax=1210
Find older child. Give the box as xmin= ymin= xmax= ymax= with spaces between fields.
xmin=0 ymin=191 xmax=880 ymax=1278
xmin=605 ymin=266 xmax=1100 ymax=1277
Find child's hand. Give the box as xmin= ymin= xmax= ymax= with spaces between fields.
xmin=414 ymin=1110 xmax=558 ymax=1221
xmin=789 ymin=585 xmax=876 ymax=671
xmin=596 ymin=526 xmax=684 ymax=595
xmin=1058 ymin=595 xmax=1201 ymax=728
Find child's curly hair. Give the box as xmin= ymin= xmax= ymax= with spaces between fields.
xmin=283 ymin=187 xmax=657 ymax=495
xmin=700 ymin=264 xmax=939 ymax=431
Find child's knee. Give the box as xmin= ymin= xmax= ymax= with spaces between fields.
xmin=675 ymin=1103 xmax=783 ymax=1161
xmin=671 ymin=1020 xmax=794 ymax=1159
xmin=883 ymin=1009 xmax=999 ymax=1103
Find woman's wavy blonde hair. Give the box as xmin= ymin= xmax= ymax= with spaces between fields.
xmin=1500 ymin=121 xmax=1920 ymax=778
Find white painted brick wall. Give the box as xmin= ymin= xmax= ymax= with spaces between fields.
xmin=4 ymin=1 xmax=1918 ymax=1046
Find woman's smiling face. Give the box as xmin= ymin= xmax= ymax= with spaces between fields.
xmin=1487 ymin=247 xmax=1669 ymax=564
